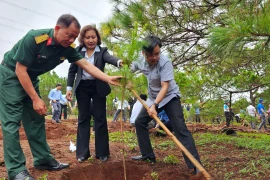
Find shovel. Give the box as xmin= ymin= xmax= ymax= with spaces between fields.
xmin=126 ymin=84 xmax=211 ymax=179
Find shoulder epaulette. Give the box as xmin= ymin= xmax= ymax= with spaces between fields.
xmin=35 ymin=34 xmax=49 ymax=44
xmin=70 ymin=43 xmax=76 ymax=48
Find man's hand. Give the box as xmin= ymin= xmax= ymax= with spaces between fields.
xmin=107 ymin=76 xmax=123 ymax=86
xmin=33 ymin=98 xmax=47 ymax=116
xmin=66 ymin=90 xmax=72 ymax=101
xmin=148 ymin=105 xmax=157 ymax=118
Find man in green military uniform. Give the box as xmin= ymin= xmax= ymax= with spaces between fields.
xmin=0 ymin=14 xmax=121 ymax=180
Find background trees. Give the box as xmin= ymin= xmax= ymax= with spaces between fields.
xmin=98 ymin=0 xmax=270 ymax=120
xmin=38 ymin=0 xmax=270 ymax=121
xmin=39 ymin=71 xmax=68 ymax=113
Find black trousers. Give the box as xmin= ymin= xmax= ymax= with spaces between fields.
xmin=135 ymin=97 xmax=201 ymax=169
xmin=195 ymin=114 xmax=201 ymax=123
xmin=60 ymin=104 xmax=67 ymax=119
xmin=75 ymin=80 xmax=109 ymax=159
xmin=225 ymin=112 xmax=231 ymax=127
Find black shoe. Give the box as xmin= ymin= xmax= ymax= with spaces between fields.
xmin=193 ymin=167 xmax=200 ymax=175
xmin=97 ymin=156 xmax=109 ymax=162
xmin=77 ymin=156 xmax=88 ymax=163
xmin=11 ymin=170 xmax=35 ymax=180
xmin=131 ymin=153 xmax=156 ymax=163
xmin=154 ymin=131 xmax=166 ymax=137
xmin=34 ymin=159 xmax=69 ymax=170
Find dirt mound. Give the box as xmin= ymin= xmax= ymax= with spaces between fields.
xmin=60 ymin=161 xmax=152 ymax=180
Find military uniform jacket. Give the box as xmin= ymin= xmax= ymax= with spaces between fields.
xmin=2 ymin=28 xmax=82 ymax=80
xmin=67 ymin=46 xmax=119 ymax=97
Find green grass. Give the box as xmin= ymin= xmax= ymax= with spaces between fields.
xmin=151 ymin=172 xmax=159 ymax=180
xmin=238 ymin=160 xmax=267 ymax=177
xmin=109 ymin=131 xmax=138 ymax=150
xmin=38 ymin=173 xmax=48 ymax=180
xmin=156 ymin=140 xmax=175 ymax=150
xmin=163 ymin=155 xmax=179 ymax=164
xmin=194 ymin=132 xmax=270 ymax=151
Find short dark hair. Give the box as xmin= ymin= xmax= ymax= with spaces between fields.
xmin=142 ymin=35 xmax=162 ymax=53
xmin=56 ymin=14 xmax=81 ymax=29
xmin=78 ymin=25 xmax=101 ymax=47
xmin=140 ymin=94 xmax=147 ymax=101
xmin=56 ymin=83 xmax=62 ymax=87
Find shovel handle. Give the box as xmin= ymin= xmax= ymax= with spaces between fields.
xmin=128 ymin=88 xmax=211 ymax=179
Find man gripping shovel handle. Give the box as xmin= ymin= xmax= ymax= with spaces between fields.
xmin=126 ymin=83 xmax=211 ymax=180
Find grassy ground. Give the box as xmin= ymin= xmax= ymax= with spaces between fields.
xmin=108 ymin=130 xmax=270 ymax=180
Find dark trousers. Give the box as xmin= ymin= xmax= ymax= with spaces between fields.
xmin=60 ymin=104 xmax=67 ymax=119
xmin=112 ymin=109 xmax=127 ymax=122
xmin=0 ymin=66 xmax=54 ymax=179
xmin=258 ymin=114 xmax=268 ymax=130
xmin=52 ymin=101 xmax=61 ymax=121
xmin=159 ymin=120 xmax=173 ymax=132
xmin=135 ymin=97 xmax=201 ymax=169
xmin=195 ymin=114 xmax=201 ymax=123
xmin=75 ymin=80 xmax=109 ymax=159
xmin=225 ymin=112 xmax=231 ymax=127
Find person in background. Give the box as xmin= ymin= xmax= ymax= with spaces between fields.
xmin=130 ymin=94 xmax=147 ymax=127
xmin=130 ymin=35 xmax=202 ymax=175
xmin=246 ymin=102 xmax=258 ymax=129
xmin=112 ymin=99 xmax=129 ymax=122
xmin=67 ymin=25 xmax=122 ymax=163
xmin=0 ymin=14 xmax=121 ymax=180
xmin=195 ymin=107 xmax=201 ymax=123
xmin=48 ymin=83 xmax=65 ymax=123
xmin=60 ymin=94 xmax=71 ymax=120
xmin=186 ymin=104 xmax=192 ymax=123
xmin=224 ymin=101 xmax=231 ymax=127
xmin=128 ymin=96 xmax=137 ymax=118
xmin=49 ymin=100 xmax=54 ymax=115
xmin=155 ymin=110 xmax=173 ymax=132
xmin=257 ymin=98 xmax=268 ymax=131
xmin=267 ymin=104 xmax=270 ymax=126
xmin=112 ymin=97 xmax=118 ymax=110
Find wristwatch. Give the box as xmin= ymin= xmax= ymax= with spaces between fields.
xmin=153 ymin=102 xmax=159 ymax=107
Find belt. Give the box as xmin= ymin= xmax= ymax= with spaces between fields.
xmin=1 ymin=62 xmax=15 ymax=71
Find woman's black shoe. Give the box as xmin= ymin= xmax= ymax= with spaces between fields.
xmin=77 ymin=157 xmax=89 ymax=163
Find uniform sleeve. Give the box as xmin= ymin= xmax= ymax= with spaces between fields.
xmin=13 ymin=33 xmax=38 ymax=67
xmin=66 ymin=48 xmax=83 ymax=63
xmin=160 ymin=61 xmax=174 ymax=82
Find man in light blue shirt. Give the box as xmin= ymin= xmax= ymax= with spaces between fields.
xmin=257 ymin=98 xmax=268 ymax=131
xmin=48 ymin=83 xmax=65 ymax=123
xmin=130 ymin=35 xmax=201 ymax=175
